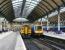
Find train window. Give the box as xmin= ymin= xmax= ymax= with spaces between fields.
xmin=35 ymin=26 xmax=42 ymax=30
xmin=37 ymin=26 xmax=42 ymax=29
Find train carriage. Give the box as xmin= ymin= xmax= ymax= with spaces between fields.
xmin=20 ymin=24 xmax=32 ymax=38
xmin=33 ymin=25 xmax=43 ymax=36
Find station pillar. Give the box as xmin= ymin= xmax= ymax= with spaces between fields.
xmin=41 ymin=18 xmax=43 ymax=31
xmin=47 ymin=15 xmax=49 ymax=31
xmin=58 ymin=8 xmax=60 ymax=31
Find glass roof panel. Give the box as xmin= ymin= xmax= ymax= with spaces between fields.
xmin=12 ymin=0 xmax=41 ymax=18
xmin=12 ymin=0 xmax=23 ymax=17
xmin=43 ymin=7 xmax=65 ymax=19
xmin=22 ymin=0 xmax=41 ymax=18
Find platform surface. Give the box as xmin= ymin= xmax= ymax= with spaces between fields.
xmin=15 ymin=32 xmax=26 ymax=50
xmin=0 ymin=31 xmax=26 ymax=50
xmin=43 ymin=31 xmax=65 ymax=40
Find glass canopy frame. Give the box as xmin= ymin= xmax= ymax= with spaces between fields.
xmin=12 ymin=0 xmax=41 ymax=18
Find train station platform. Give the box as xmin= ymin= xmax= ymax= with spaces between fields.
xmin=43 ymin=31 xmax=65 ymax=40
xmin=0 ymin=31 xmax=26 ymax=50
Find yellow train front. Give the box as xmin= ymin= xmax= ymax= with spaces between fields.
xmin=33 ymin=25 xmax=43 ymax=36
xmin=20 ymin=24 xmax=32 ymax=38
xmin=20 ymin=24 xmax=43 ymax=38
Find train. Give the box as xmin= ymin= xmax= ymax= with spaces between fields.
xmin=32 ymin=25 xmax=43 ymax=36
xmin=43 ymin=26 xmax=65 ymax=32
xmin=20 ymin=24 xmax=65 ymax=38
xmin=20 ymin=24 xmax=32 ymax=38
xmin=20 ymin=24 xmax=43 ymax=38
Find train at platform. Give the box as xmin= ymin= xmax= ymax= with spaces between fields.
xmin=20 ymin=24 xmax=32 ymax=38
xmin=32 ymin=25 xmax=43 ymax=36
xmin=20 ymin=24 xmax=65 ymax=38
xmin=20 ymin=24 xmax=43 ymax=38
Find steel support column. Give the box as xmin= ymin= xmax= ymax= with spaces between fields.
xmin=41 ymin=18 xmax=43 ymax=26
xmin=58 ymin=8 xmax=60 ymax=31
xmin=41 ymin=18 xmax=43 ymax=31
xmin=20 ymin=0 xmax=26 ymax=16
xmin=47 ymin=15 xmax=49 ymax=31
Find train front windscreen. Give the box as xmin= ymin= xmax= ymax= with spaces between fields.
xmin=36 ymin=26 xmax=42 ymax=30
xmin=34 ymin=25 xmax=43 ymax=36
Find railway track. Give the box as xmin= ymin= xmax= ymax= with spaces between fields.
xmin=24 ymin=39 xmax=51 ymax=50
xmin=23 ymin=38 xmax=65 ymax=50
xmin=23 ymin=39 xmax=40 ymax=50
xmin=35 ymin=38 xmax=65 ymax=50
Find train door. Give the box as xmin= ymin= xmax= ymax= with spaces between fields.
xmin=24 ymin=26 xmax=28 ymax=35
xmin=24 ymin=25 xmax=31 ymax=35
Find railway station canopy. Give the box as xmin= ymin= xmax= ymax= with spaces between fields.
xmin=0 ymin=0 xmax=65 ymax=23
